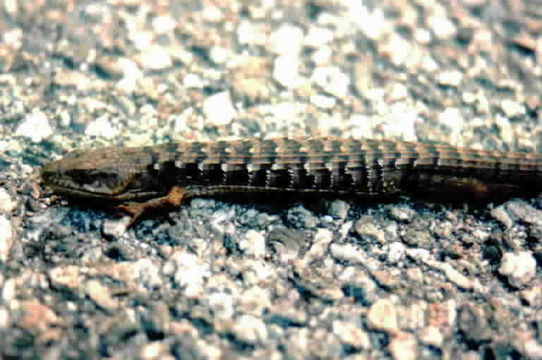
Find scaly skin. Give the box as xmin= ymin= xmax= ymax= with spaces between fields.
xmin=41 ymin=138 xmax=542 ymax=225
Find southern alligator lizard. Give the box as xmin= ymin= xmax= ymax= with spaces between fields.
xmin=41 ymin=138 xmax=542 ymax=225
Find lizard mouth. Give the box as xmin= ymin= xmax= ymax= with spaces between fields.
xmin=40 ymin=161 xmax=121 ymax=200
xmin=41 ymin=172 xmax=114 ymax=199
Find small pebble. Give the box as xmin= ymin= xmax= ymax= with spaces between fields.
xmin=501 ymin=99 xmax=525 ymax=118
xmin=237 ymin=20 xmax=266 ymax=46
xmin=239 ymin=287 xmax=271 ymax=316
xmin=286 ymin=205 xmax=318 ymax=229
xmin=0 ymin=189 xmax=15 ymax=213
xmin=208 ymin=291 xmax=234 ymax=319
xmin=490 ymin=205 xmax=514 ymax=228
xmin=269 ymin=24 xmax=304 ymax=55
xmin=85 ymin=280 xmax=119 ymax=311
xmin=441 ymin=263 xmax=473 ymax=290
xmin=203 ymin=91 xmax=237 ymax=126
xmin=388 ymin=205 xmax=416 ymax=222
xmin=427 ymin=15 xmax=456 ymax=39
xmin=18 ymin=301 xmax=58 ymax=332
xmin=458 ymin=304 xmax=491 ymax=342
xmin=140 ymin=342 xmax=168 ymax=360
xmin=85 ymin=115 xmax=118 ymax=138
xmin=506 ymin=201 xmax=542 ymax=226
xmin=48 ymin=265 xmax=83 ymax=289
xmin=0 ymin=216 xmax=13 ymax=261
xmin=201 ymin=5 xmax=223 ymax=23
xmin=231 ymin=315 xmax=268 ymax=344
xmin=182 ymin=73 xmax=204 ymax=89
xmin=304 ymin=27 xmax=333 ymax=48
xmin=310 ymin=94 xmax=336 ymax=109
xmin=273 ymin=55 xmax=301 ymax=89
xmin=151 ymin=16 xmax=176 ymax=34
xmin=436 ymin=70 xmax=462 ymax=87
xmin=402 ymin=229 xmax=434 ymax=249
xmin=168 ymin=251 xmax=210 ymax=298
xmin=0 ymin=308 xmax=9 ymax=328
xmin=387 ymin=242 xmax=406 ymax=264
xmin=306 ymin=228 xmax=333 ymax=259
xmin=498 ymin=251 xmax=537 ymax=288
xmin=132 ymin=259 xmax=163 ymax=290
xmin=332 ymin=320 xmax=371 ymax=349
xmin=419 ymin=326 xmax=444 ymax=348
xmin=367 ymin=298 xmax=398 ymax=333
xmin=354 ymin=216 xmax=386 ymax=244
xmin=327 ymin=200 xmax=350 ymax=219
xmin=102 ymin=218 xmax=129 ymax=238
xmin=238 ymin=230 xmax=266 ymax=257
xmin=329 ymin=243 xmax=365 ymax=264
xmin=15 ymin=110 xmax=53 ymax=142
xmin=311 ymin=67 xmax=350 ymax=99
xmin=138 ymin=45 xmax=173 ymax=71
xmin=266 ymin=227 xmax=304 ymax=258
xmin=494 ymin=114 xmax=514 ymax=143
xmin=520 ymin=284 xmax=542 ymax=307
xmin=389 ymin=331 xmax=418 ymax=360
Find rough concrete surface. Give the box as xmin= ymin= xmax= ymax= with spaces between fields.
xmin=1 ymin=0 xmax=542 ymax=359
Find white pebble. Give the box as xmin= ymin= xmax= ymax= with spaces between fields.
xmin=311 ymin=46 xmax=332 ymax=65
xmin=202 ymin=5 xmax=223 ymax=23
xmin=85 ymin=115 xmax=118 ymax=138
xmin=169 ymin=251 xmax=210 ymax=298
xmin=311 ymin=67 xmax=350 ymax=99
xmin=436 ymin=70 xmax=462 ymax=87
xmin=139 ymin=45 xmax=172 ymax=70
xmin=151 ymin=16 xmax=176 ymax=34
xmin=389 ymin=331 xmax=418 ymax=360
xmin=182 ymin=73 xmax=204 ymax=89
xmin=273 ymin=55 xmax=301 ymax=89
xmin=237 ymin=20 xmax=266 ymax=46
xmin=203 ymin=91 xmax=236 ymax=126
xmin=238 ymin=230 xmax=266 ymax=257
xmin=15 ymin=110 xmax=52 ymax=142
xmin=367 ymin=298 xmax=398 ymax=332
xmin=427 ymin=15 xmax=456 ymax=39
xmin=499 ymin=251 xmax=537 ymax=288
xmin=311 ymin=94 xmax=336 ymax=109
xmin=304 ymin=26 xmax=333 ymax=47
xmin=501 ymin=99 xmax=525 ymax=118
xmin=307 ymin=228 xmax=333 ymax=259
xmin=0 ymin=216 xmax=13 ymax=262
xmin=231 ymin=315 xmax=268 ymax=344
xmin=269 ymin=24 xmax=304 ymax=55
xmin=0 ymin=189 xmax=15 ymax=213
xmin=208 ymin=291 xmax=234 ymax=319
xmin=387 ymin=242 xmax=406 ymax=263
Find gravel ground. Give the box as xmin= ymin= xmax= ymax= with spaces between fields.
xmin=1 ymin=0 xmax=542 ymax=359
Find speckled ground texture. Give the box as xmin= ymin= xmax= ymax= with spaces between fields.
xmin=1 ymin=0 xmax=542 ymax=359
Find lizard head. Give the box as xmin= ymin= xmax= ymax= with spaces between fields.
xmin=41 ymin=146 xmax=141 ymax=201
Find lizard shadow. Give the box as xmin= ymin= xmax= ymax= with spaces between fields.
xmin=54 ymin=189 xmax=539 ymax=227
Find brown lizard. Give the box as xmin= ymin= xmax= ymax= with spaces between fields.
xmin=41 ymin=138 xmax=542 ymax=226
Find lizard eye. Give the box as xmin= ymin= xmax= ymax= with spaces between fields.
xmin=64 ymin=170 xmax=95 ymax=185
xmin=65 ymin=170 xmax=120 ymax=189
